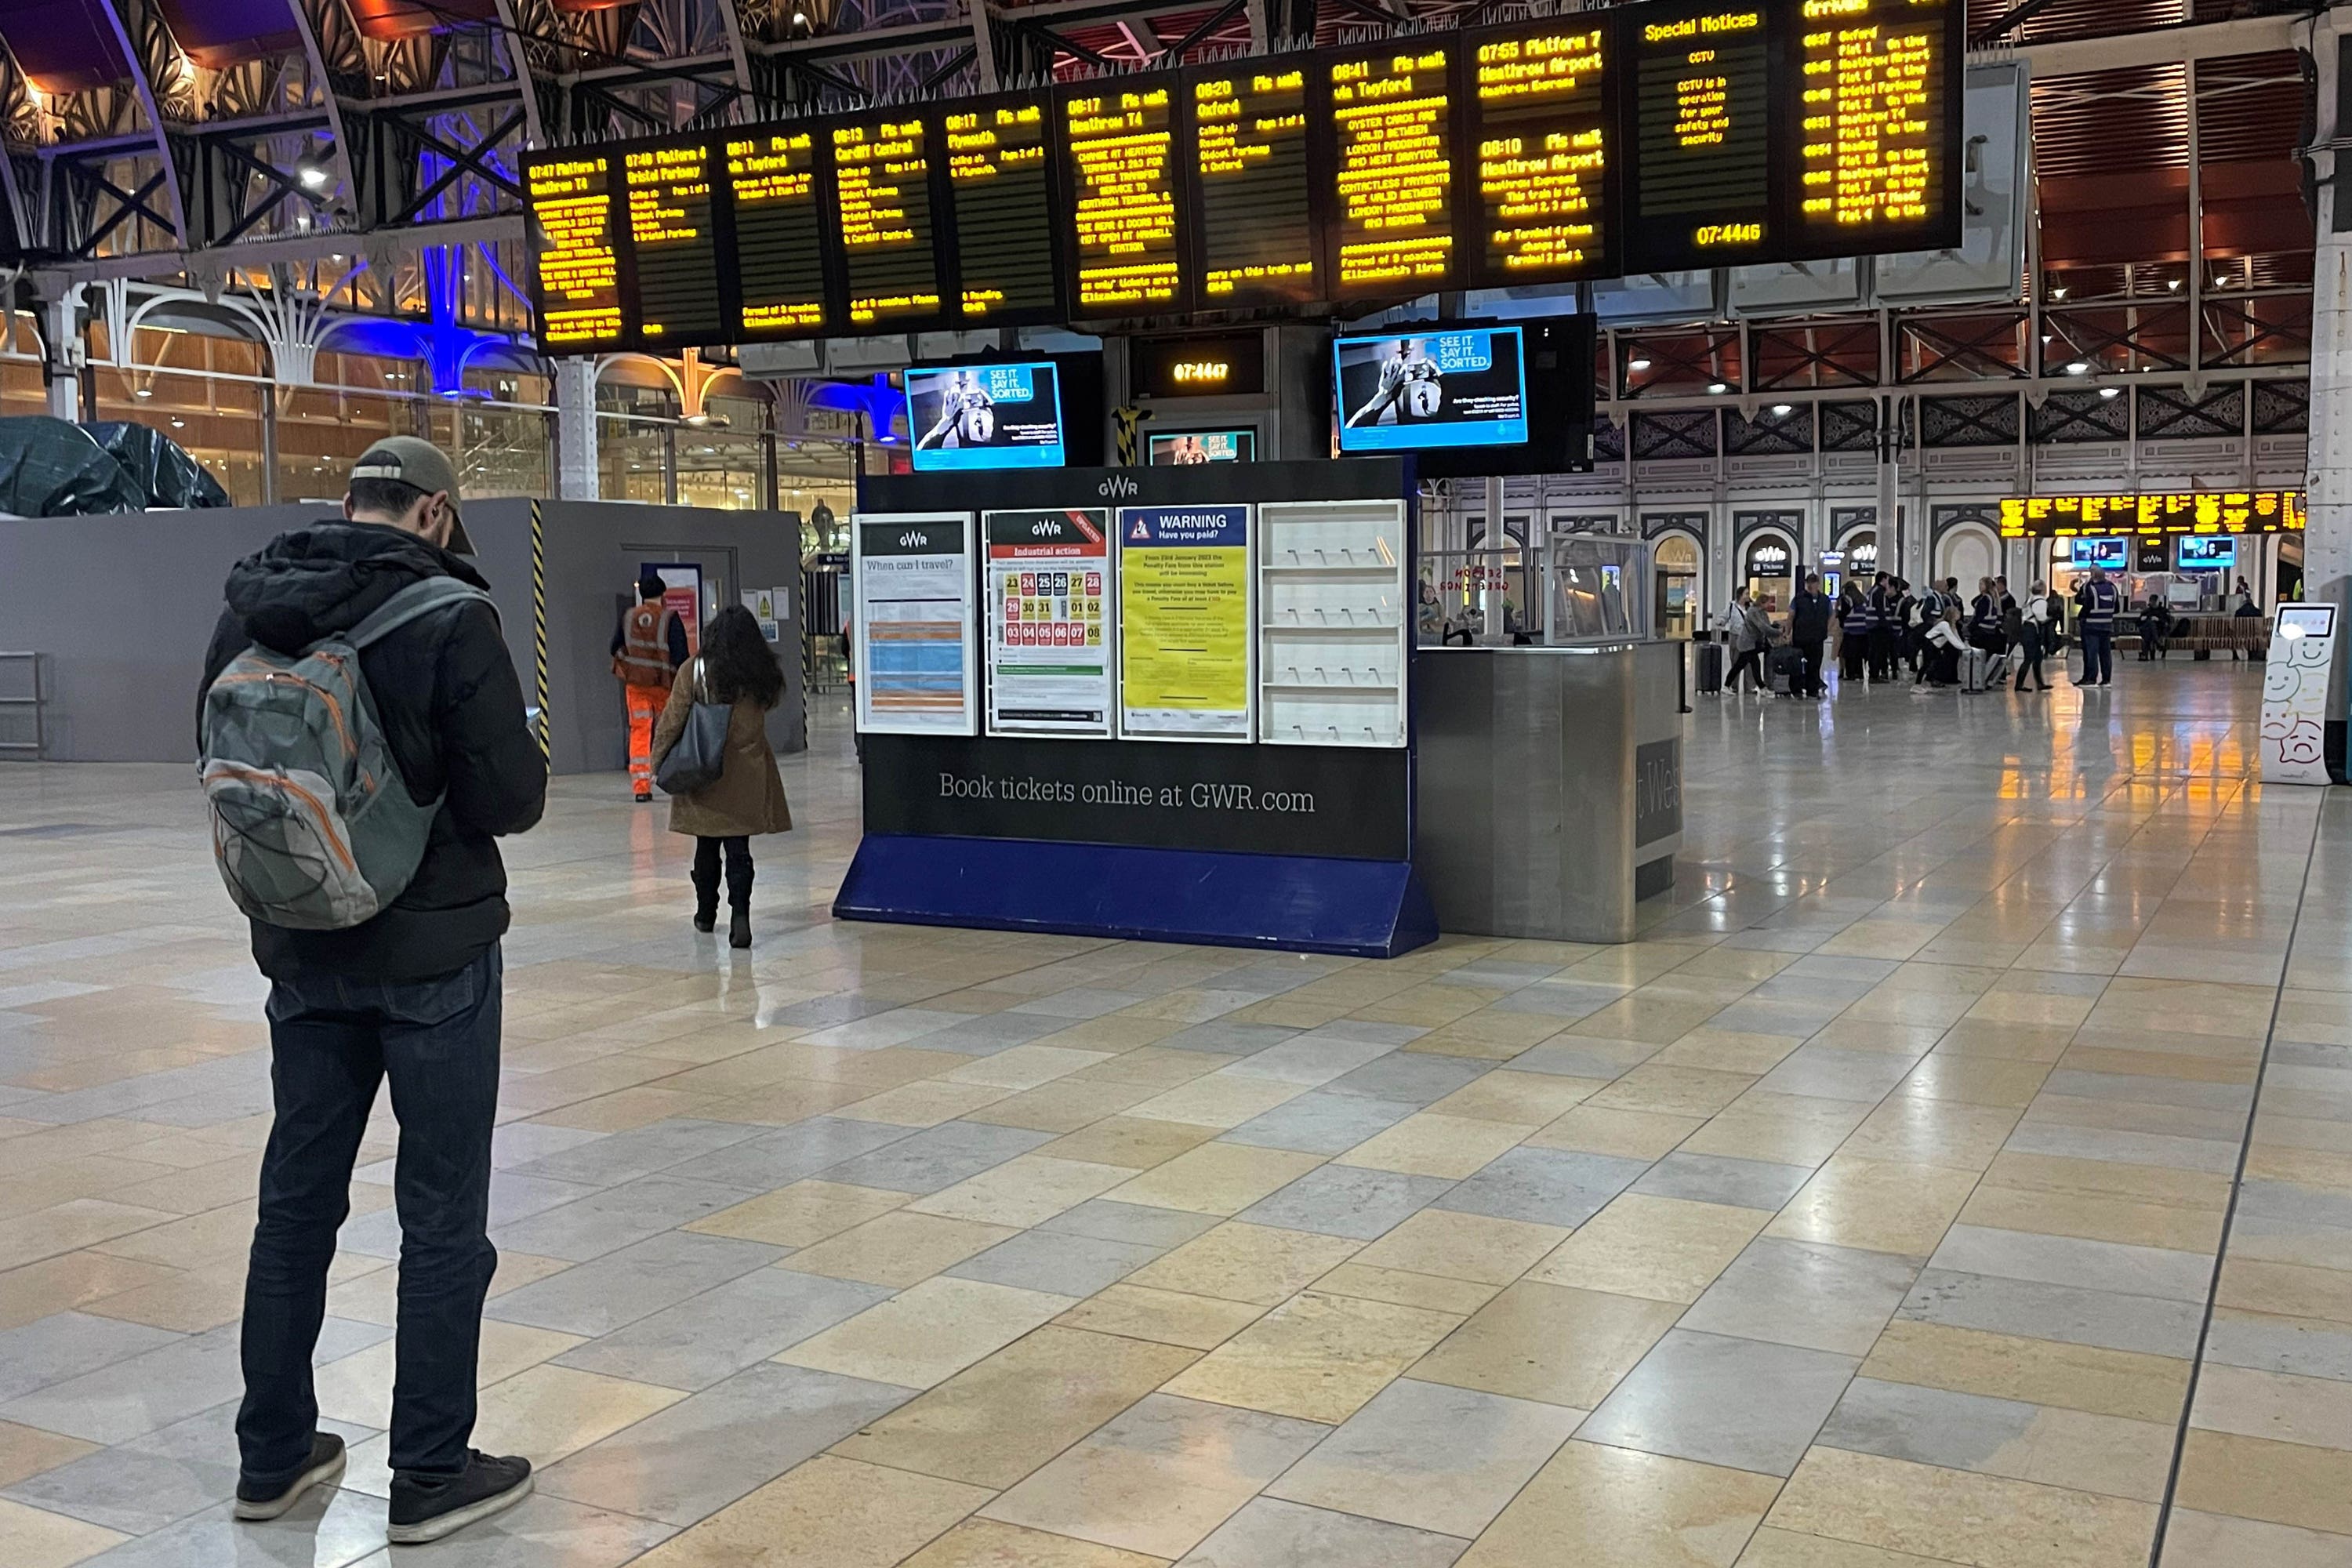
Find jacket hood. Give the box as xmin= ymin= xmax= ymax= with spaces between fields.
xmin=224 ymin=521 xmax=489 ymax=654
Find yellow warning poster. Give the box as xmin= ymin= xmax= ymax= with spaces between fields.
xmin=1118 ymin=505 xmax=1252 ymax=740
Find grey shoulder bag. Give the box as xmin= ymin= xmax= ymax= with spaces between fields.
xmin=655 ymin=659 xmax=729 ymax=796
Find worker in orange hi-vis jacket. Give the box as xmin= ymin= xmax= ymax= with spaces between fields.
xmin=612 ymin=575 xmax=689 ymax=800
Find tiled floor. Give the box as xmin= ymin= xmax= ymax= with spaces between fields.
xmin=0 ymin=661 xmax=2342 ymax=1566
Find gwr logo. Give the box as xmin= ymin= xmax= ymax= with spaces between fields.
xmin=1098 ymin=475 xmax=1138 ymax=499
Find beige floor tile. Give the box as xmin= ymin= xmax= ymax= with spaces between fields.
xmin=684 ymin=1180 xmax=911 ymax=1247
xmin=2217 ymin=1259 xmax=2352 ymax=1324
xmin=1312 ymin=1261 xmax=1501 ymax=1316
xmin=1458 ymin=1439 xmax=1780 ymax=1568
xmin=469 ymin=1362 xmax=684 ymax=1465
xmin=2157 ymin=1509 xmax=2352 ymax=1568
xmin=1412 ymin=1011 xmax=1575 ymax=1054
xmin=1526 ymin=1106 xmax=1706 ymax=1160
xmin=1957 ymin=1184 xmax=2223 ymax=1253
xmin=944 ymin=1044 xmax=1115 ymax=1092
xmin=1861 ymin=1319 xmax=2190 ymax=1425
xmin=2190 ymin=1363 xmax=2352 ymax=1452
xmin=779 ymin=1276 xmax=1077 ymax=1388
xmin=1040 ymin=1117 xmax=1221 ymax=1170
xmin=838 ymin=1080 xmax=1011 ymax=1127
xmin=632 ymin=1454 xmax=990 ymax=1568
xmin=1838 ymin=1098 xmax=2022 ymax=1172
xmin=978 ymin=1392 xmax=1327 ymax=1559
xmin=1679 ymin=1094 xmax=1870 ymax=1166
xmin=2245 ymin=1143 xmax=2352 ymax=1191
xmin=1353 ymin=1209 xmax=1570 ymax=1286
xmin=1126 ymin=1221 xmax=1361 ymax=1306
xmin=0 ymin=1422 xmax=96 ymax=1490
xmin=899 ymin=1519 xmax=1170 ymax=1568
xmin=908 ymin=1156 xmax=1134 ymax=1229
xmin=1127 ymin=1065 xmax=1323 ymax=1127
xmin=692 ymin=1080 xmax=875 ymax=1127
xmin=526 ymin=1085 xmax=721 ymax=1131
xmin=834 ymin=1325 xmax=1197 ymax=1487
xmin=1163 ymin=1289 xmax=1462 ymax=1423
xmin=1337 ymin=1113 xmax=1534 ymax=1179
xmin=314 ymin=1319 xmax=586 ymax=1428
xmin=1766 ymin=1447 xmax=2154 ymax=1568
xmin=1039 ymin=1016 xmax=1190 ymax=1051
xmin=1568 ymin=1000 xmax=1730 ymax=1048
xmin=1069 ymin=1047 xmax=1232 ymax=1091
xmin=1900 ymin=1056 xmax=2053 ymax=1109
xmin=1584 ymin=1065 xmax=1759 ymax=1118
xmin=1105 ymin=1143 xmax=1324 ymax=1215
xmin=1932 ymin=1020 xmax=2078 ymax=1065
xmin=1054 ymin=1284 xmax=1267 ymax=1350
xmin=1651 ymin=1030 xmax=1806 ymax=1076
xmin=779 ymin=1211 xmax=1021 ymax=1288
xmin=1736 ymin=1526 xmax=1965 ymax=1566
xmin=964 ymin=1079 xmax=1161 ymax=1134
xmin=76 ymin=1260 xmax=248 ymax=1332
xmin=0 ymin=1497 xmax=125 ymax=1568
xmin=1411 ymin=1280 xmax=1679 ymax=1410
xmin=1766 ymin=1158 xmax=1980 ymax=1258
xmin=1980 ymin=1152 xmax=2230 ymax=1212
xmin=0 ymin=1201 xmax=178 ymax=1273
xmin=1528 ymin=1194 xmax=1769 ymax=1304
xmin=1428 ymin=1071 xmax=1610 ymax=1125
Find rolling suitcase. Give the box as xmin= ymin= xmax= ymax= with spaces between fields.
xmin=1959 ymin=647 xmax=1988 ymax=693
xmin=1769 ymin=645 xmax=1805 ymax=697
xmin=1696 ymin=641 xmax=1724 ymax=695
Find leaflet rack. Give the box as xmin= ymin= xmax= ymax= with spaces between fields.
xmin=1256 ymin=499 xmax=1410 ymax=747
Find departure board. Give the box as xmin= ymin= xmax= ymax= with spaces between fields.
xmin=1465 ymin=22 xmax=1613 ymax=286
xmin=833 ymin=115 xmax=941 ymax=325
xmin=1189 ymin=66 xmax=1319 ymax=306
xmin=623 ymin=140 xmax=724 ymax=343
xmin=1627 ymin=5 xmax=1773 ymax=272
xmin=947 ymin=96 xmax=1058 ymax=320
xmin=1791 ymin=0 xmax=1954 ymax=249
xmin=1329 ymin=45 xmax=1455 ymax=296
xmin=528 ymin=154 xmax=626 ymax=350
xmin=1063 ymin=85 xmax=1185 ymax=314
xmin=522 ymin=0 xmax=1964 ymax=351
xmin=724 ymin=130 xmax=828 ymax=336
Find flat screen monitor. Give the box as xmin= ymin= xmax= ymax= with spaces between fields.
xmin=906 ymin=361 xmax=1065 ymax=470
xmin=2278 ymin=604 xmax=2335 ymax=640
xmin=2067 ymin=537 xmax=2129 ymax=572
xmin=1334 ymin=326 xmax=1530 ymax=452
xmin=1148 ymin=429 xmax=1256 ymax=464
xmin=2176 ymin=535 xmax=2238 ymax=571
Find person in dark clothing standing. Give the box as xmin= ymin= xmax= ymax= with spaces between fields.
xmin=198 ymin=437 xmax=546 ymax=1545
xmin=2074 ymin=565 xmax=2122 ymax=685
xmin=1791 ymin=572 xmax=1835 ymax=698
xmin=1836 ymin=582 xmax=1871 ymax=683
xmin=2013 ymin=579 xmax=2056 ymax=692
xmin=1868 ymin=576 xmax=1899 ymax=681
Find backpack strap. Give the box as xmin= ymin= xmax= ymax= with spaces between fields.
xmin=344 ymin=577 xmax=498 ymax=652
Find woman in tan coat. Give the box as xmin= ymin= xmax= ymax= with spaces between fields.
xmin=651 ymin=604 xmax=793 ymax=948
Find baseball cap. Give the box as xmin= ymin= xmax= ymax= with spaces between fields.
xmin=348 ymin=436 xmax=476 ymax=555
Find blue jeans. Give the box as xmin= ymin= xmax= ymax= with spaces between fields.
xmin=238 ymin=946 xmax=502 ymax=1486
xmin=2080 ymin=629 xmax=2113 ymax=684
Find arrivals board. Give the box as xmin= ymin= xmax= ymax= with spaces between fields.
xmin=1062 ymin=82 xmax=1185 ymax=315
xmin=1463 ymin=20 xmax=1615 ymax=286
xmin=725 ymin=130 xmax=829 ymax=336
xmin=1328 ymin=42 xmax=1456 ymax=298
xmin=1188 ymin=65 xmax=1320 ymax=307
xmin=832 ymin=114 xmax=941 ymax=326
xmin=946 ymin=94 xmax=1059 ymax=321
xmin=524 ymin=0 xmax=1962 ymax=351
xmin=2000 ymin=492 xmax=2309 ymax=539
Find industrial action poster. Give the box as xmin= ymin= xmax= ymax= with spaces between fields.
xmin=983 ymin=508 xmax=1114 ymax=738
xmin=851 ymin=512 xmax=976 ymax=735
xmin=1117 ymin=504 xmax=1253 ymax=741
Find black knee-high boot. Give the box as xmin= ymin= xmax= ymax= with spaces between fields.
xmin=691 ymin=839 xmax=720 ymax=933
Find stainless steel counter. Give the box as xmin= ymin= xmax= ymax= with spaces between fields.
xmin=1414 ymin=641 xmax=1684 ymax=944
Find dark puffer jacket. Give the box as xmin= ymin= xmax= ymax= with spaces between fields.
xmin=199 ymin=521 xmax=546 ymax=982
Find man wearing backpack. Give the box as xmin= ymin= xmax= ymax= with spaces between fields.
xmin=612 ymin=573 xmax=688 ymax=802
xmin=197 ymin=436 xmax=546 ymax=1544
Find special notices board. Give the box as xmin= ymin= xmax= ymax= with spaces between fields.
xmin=523 ymin=0 xmax=1962 ymax=351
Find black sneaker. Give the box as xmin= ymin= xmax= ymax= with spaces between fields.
xmin=234 ymin=1432 xmax=347 ymax=1521
xmin=388 ymin=1451 xmax=532 ymax=1545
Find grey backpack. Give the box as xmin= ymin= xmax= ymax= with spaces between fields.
xmin=199 ymin=577 xmax=495 ymax=929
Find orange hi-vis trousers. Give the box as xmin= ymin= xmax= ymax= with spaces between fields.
xmin=625 ymin=683 xmax=663 ymax=793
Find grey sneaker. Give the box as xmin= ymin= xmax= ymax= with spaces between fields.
xmin=234 ymin=1432 xmax=347 ymax=1521
xmin=387 ymin=1450 xmax=532 ymax=1544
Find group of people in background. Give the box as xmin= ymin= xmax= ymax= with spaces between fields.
xmin=1722 ymin=564 xmax=2129 ymax=697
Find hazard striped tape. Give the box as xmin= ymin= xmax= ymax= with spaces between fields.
xmin=530 ymin=498 xmax=550 ymax=760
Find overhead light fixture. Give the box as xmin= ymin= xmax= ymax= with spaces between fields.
xmin=2168 ymin=278 xmax=2182 ymax=291
xmin=1707 ymin=381 xmax=1729 ymax=394
xmin=133 ymin=386 xmax=152 ymax=398
xmin=296 ymin=163 xmax=331 ymax=191
xmin=2065 ymin=361 xmax=2090 ymax=376
xmin=2099 ymin=387 xmax=2122 ymax=399
xmin=169 ymin=417 xmax=185 ymax=428
xmin=1628 ymin=356 xmax=1652 ymax=372
xmin=2050 ymin=286 xmax=2067 ymax=299
xmin=1770 ymin=403 xmax=1793 ymax=417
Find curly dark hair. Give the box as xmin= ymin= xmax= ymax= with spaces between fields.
xmin=698 ymin=604 xmax=785 ymax=710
